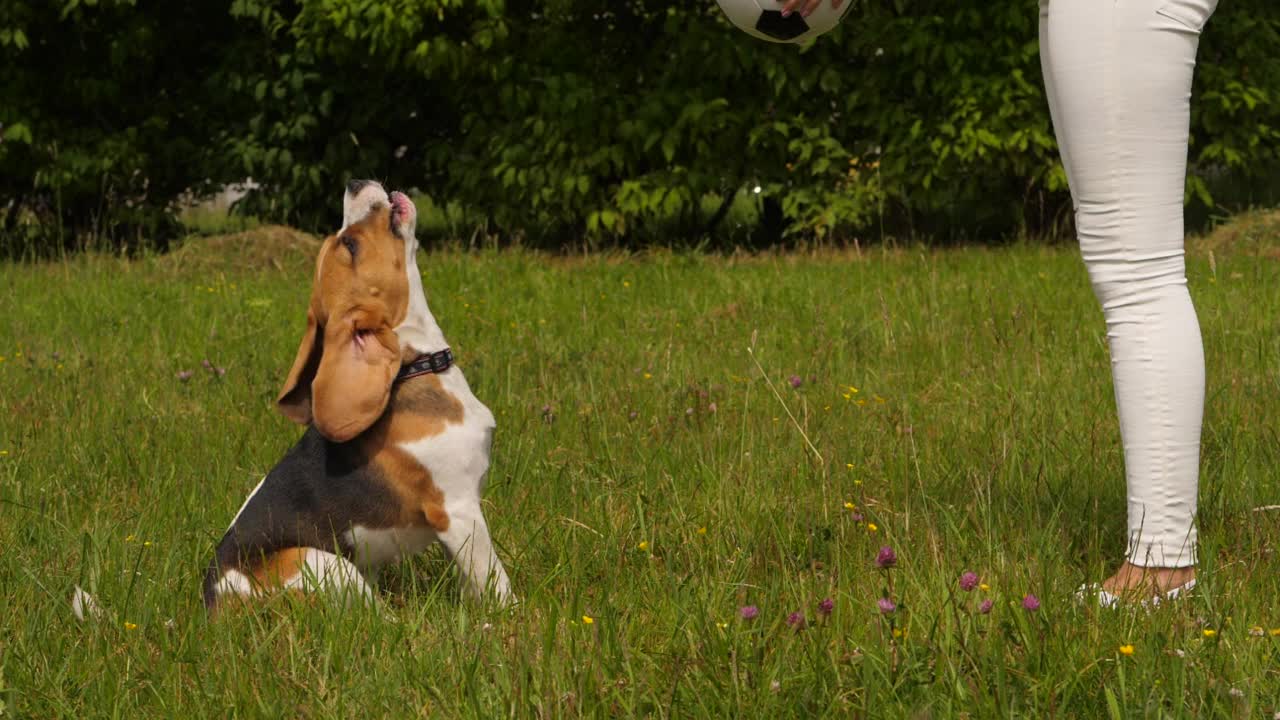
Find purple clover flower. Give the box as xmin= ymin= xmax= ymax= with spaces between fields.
xmin=979 ymin=599 xmax=994 ymax=615
xmin=817 ymin=598 xmax=834 ymax=616
xmin=787 ymin=611 xmax=805 ymax=629
xmin=959 ymin=572 xmax=979 ymax=592
xmin=850 ymin=512 xmax=864 ymax=522
xmin=1022 ymin=594 xmax=1040 ymax=612
xmin=877 ymin=597 xmax=896 ymax=615
xmin=176 ymin=370 xmax=193 ymax=382
xmin=875 ymin=546 xmax=897 ymax=569
xmin=788 ymin=375 xmax=803 ymax=389
xmin=739 ymin=605 xmax=759 ymax=620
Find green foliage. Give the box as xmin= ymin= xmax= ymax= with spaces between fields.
xmin=2 ymin=1 xmax=1278 ymax=253
xmin=1190 ymin=11 xmax=1280 ymax=208
xmin=0 ymin=1 xmax=245 ymax=254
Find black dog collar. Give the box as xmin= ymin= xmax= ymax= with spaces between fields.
xmin=395 ymin=348 xmax=454 ymax=383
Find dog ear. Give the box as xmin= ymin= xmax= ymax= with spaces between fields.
xmin=276 ymin=310 xmax=323 ymax=425
xmin=308 ymin=310 xmax=400 ymax=442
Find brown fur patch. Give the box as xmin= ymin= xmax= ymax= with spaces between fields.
xmin=315 ymin=206 xmax=410 ymax=332
xmin=249 ymin=547 xmax=309 ymax=588
xmin=355 ymin=374 xmax=465 ymax=533
xmin=387 ymin=373 xmax=466 ymax=428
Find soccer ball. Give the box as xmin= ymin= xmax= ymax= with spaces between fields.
xmin=714 ymin=0 xmax=852 ymax=43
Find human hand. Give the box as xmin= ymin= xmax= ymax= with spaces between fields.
xmin=778 ymin=0 xmax=844 ymax=18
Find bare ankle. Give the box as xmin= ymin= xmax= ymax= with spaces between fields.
xmin=1100 ymin=562 xmax=1196 ymax=595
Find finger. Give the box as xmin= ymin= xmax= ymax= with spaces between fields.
xmin=801 ymin=0 xmax=822 ymax=17
xmin=780 ymin=0 xmax=800 ymax=16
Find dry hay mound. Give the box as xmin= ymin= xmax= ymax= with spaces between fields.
xmin=1193 ymin=208 xmax=1280 ymax=259
xmin=162 ymin=225 xmax=320 ymax=274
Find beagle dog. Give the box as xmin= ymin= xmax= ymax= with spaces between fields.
xmin=202 ymin=180 xmax=512 ymax=613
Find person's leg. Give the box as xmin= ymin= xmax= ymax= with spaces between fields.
xmin=1041 ymin=0 xmax=1214 ymax=594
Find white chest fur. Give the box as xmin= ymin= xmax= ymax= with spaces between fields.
xmin=343 ymin=366 xmax=495 ymax=572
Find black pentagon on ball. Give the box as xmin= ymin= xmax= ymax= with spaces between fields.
xmin=755 ymin=10 xmax=809 ymax=41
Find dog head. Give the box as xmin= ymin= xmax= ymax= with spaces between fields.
xmin=276 ymin=180 xmax=420 ymax=442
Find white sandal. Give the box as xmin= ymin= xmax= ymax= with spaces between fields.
xmin=1075 ymin=578 xmax=1196 ymax=609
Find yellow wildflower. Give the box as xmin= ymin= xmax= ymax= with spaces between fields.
xmin=697 ymin=526 xmax=707 ymax=536
xmin=582 ymin=615 xmax=594 ymax=625
xmin=143 ymin=541 xmax=152 ymax=547
xmin=1270 ymin=628 xmax=1280 ymax=637
xmin=1118 ymin=644 xmax=1135 ymax=656
xmin=643 ymin=373 xmax=652 ymax=380
xmin=1202 ymin=629 xmax=1217 ymax=639
xmin=0 ymin=450 xmax=8 ymax=456
xmin=637 ymin=541 xmax=649 ymax=552
xmin=845 ymin=463 xmax=854 ymax=470
xmin=124 ymin=622 xmax=138 ymax=631
xmin=717 ymin=622 xmax=728 ymax=630
xmin=623 ymin=280 xmax=631 ymax=288
xmin=867 ymin=523 xmax=878 ymax=533
xmin=892 ymin=628 xmax=903 ymax=638
xmin=125 ymin=534 xmax=136 ymax=542
xmin=843 ymin=502 xmax=856 ymax=511
xmin=979 ymin=583 xmax=990 ymax=592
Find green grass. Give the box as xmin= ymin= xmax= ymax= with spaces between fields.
xmin=1 ymin=220 xmax=1279 ymax=718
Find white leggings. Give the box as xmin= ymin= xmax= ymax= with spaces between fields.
xmin=1040 ymin=0 xmax=1217 ymax=568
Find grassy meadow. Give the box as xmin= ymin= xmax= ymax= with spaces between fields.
xmin=1 ymin=216 xmax=1279 ymax=718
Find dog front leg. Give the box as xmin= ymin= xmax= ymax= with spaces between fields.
xmin=436 ymin=502 xmax=514 ymax=605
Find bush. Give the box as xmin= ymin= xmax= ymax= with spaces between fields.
xmin=0 ymin=1 xmax=245 ymax=256
xmin=2 ymin=0 xmax=1277 ymax=255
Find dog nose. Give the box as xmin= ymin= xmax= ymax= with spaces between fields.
xmin=389 ymin=192 xmax=415 ymax=218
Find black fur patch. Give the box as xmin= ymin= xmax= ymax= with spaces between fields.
xmin=202 ymin=428 xmax=403 ymax=609
xmin=345 ymin=178 xmax=374 ymax=195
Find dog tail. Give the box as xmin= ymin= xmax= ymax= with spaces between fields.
xmin=72 ymin=585 xmax=106 ymax=621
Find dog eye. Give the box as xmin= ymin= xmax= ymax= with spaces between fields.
xmin=339 ymin=236 xmax=358 ymax=258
